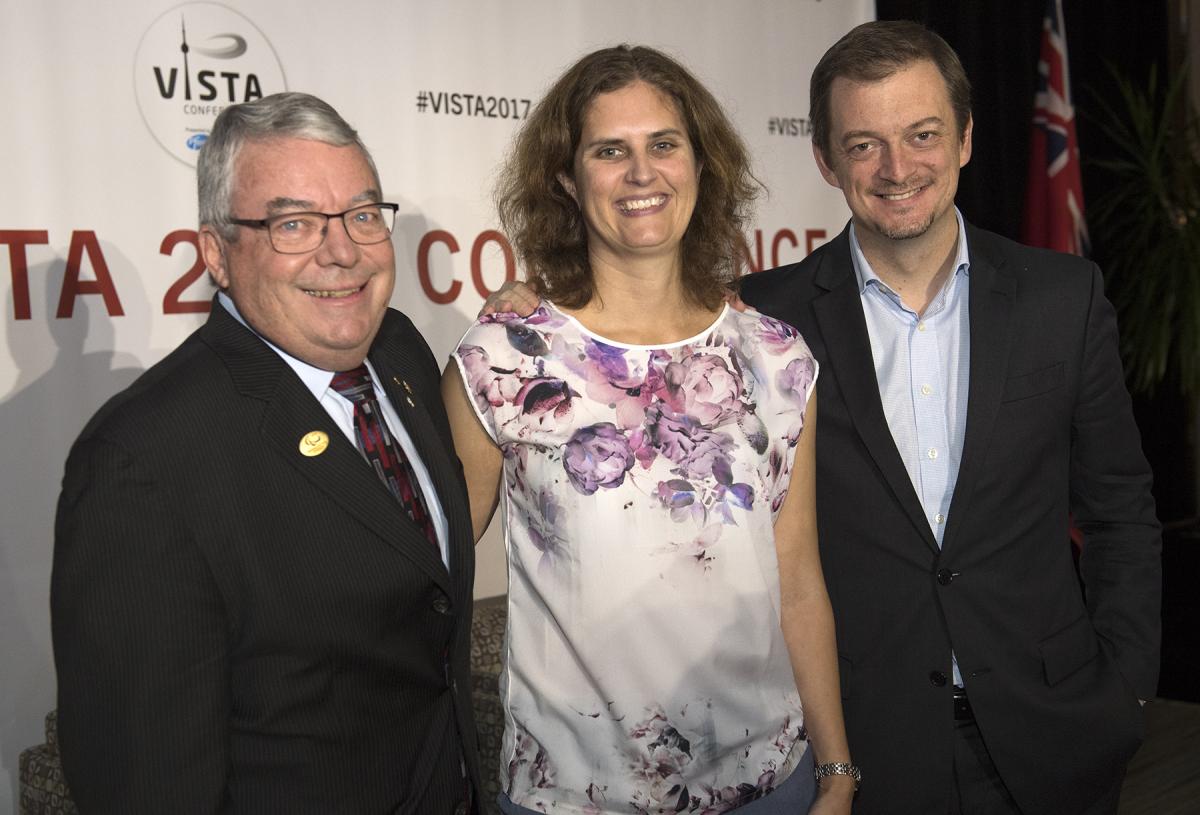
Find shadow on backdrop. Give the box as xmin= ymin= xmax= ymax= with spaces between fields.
xmin=0 ymin=247 xmax=146 ymax=812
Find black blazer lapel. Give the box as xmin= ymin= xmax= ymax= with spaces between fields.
xmin=942 ymin=226 xmax=1017 ymax=553
xmin=369 ymin=337 xmax=474 ymax=598
xmin=813 ymin=229 xmax=940 ymax=553
xmin=200 ymin=303 xmax=453 ymax=594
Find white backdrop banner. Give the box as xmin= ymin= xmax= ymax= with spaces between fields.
xmin=0 ymin=1 xmax=871 ymax=808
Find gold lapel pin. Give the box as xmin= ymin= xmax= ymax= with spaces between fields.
xmin=299 ymin=430 xmax=330 ymax=457
xmin=393 ymin=376 xmax=415 ymax=406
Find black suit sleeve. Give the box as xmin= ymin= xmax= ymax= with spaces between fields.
xmin=1070 ymin=264 xmax=1162 ymax=699
xmin=52 ymin=435 xmax=230 ymax=814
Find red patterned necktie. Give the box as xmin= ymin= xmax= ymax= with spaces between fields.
xmin=330 ymin=365 xmax=438 ymax=548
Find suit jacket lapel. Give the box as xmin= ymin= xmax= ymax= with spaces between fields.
xmin=368 ymin=318 xmax=474 ymax=600
xmin=813 ymin=228 xmax=939 ymax=552
xmin=942 ymin=226 xmax=1017 ymax=552
xmin=200 ymin=302 xmax=453 ymax=593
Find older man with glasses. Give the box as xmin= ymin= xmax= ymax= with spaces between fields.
xmin=51 ymin=92 xmax=480 ymax=815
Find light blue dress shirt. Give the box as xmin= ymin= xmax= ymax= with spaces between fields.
xmin=849 ymin=209 xmax=971 ymax=684
xmin=217 ymin=292 xmax=450 ymax=567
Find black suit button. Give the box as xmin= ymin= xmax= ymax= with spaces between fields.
xmin=432 ymin=596 xmax=452 ymax=614
xmin=453 ymin=802 xmax=469 ymax=815
xmin=929 ymin=670 xmax=947 ymax=687
xmin=936 ymin=568 xmax=955 ymax=585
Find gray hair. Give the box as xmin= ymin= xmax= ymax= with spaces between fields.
xmin=197 ymin=91 xmax=380 ymax=239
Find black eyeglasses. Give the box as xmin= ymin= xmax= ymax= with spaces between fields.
xmin=230 ymin=203 xmax=400 ymax=254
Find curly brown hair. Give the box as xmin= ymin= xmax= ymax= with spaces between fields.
xmin=495 ymin=44 xmax=761 ymax=310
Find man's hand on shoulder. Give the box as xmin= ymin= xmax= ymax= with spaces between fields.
xmin=480 ymin=281 xmax=539 ymax=317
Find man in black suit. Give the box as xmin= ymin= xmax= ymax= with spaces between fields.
xmin=51 ymin=92 xmax=479 ymax=814
xmin=740 ymin=21 xmax=1161 ymax=815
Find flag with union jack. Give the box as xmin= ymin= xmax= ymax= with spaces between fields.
xmin=1022 ymin=0 xmax=1090 ymax=256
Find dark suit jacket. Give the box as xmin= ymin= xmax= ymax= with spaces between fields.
xmin=51 ymin=302 xmax=480 ymax=814
xmin=740 ymin=223 xmax=1160 ymax=815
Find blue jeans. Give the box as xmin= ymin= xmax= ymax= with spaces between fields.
xmin=498 ymin=744 xmax=816 ymax=814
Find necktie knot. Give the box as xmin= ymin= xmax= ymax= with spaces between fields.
xmin=330 ymin=365 xmax=374 ymax=404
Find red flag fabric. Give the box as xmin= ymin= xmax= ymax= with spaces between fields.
xmin=1022 ymin=0 xmax=1090 ymax=257
xmin=1025 ymin=0 xmax=1090 ymax=554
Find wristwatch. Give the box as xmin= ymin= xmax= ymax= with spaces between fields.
xmin=814 ymin=761 xmax=862 ymax=792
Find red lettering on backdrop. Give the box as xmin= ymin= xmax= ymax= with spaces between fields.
xmin=772 ymin=230 xmax=798 ymax=268
xmin=739 ymin=228 xmax=829 ymax=275
xmin=739 ymin=231 xmax=764 ymax=274
xmin=161 ymin=230 xmax=211 ymax=314
xmin=417 ymin=230 xmax=462 ymax=304
xmin=56 ymin=231 xmax=124 ymax=318
xmin=0 ymin=230 xmax=50 ymax=319
xmin=469 ymin=230 xmax=516 ymax=298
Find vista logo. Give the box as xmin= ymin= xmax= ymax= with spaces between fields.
xmin=134 ymin=2 xmax=286 ymax=166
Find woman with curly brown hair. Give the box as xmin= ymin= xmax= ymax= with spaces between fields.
xmin=442 ymin=45 xmax=855 ymax=815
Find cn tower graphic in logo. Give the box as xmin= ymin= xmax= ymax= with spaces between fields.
xmin=134 ymin=3 xmax=286 ymax=167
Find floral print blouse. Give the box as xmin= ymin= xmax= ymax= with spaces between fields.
xmin=452 ymin=302 xmax=818 ymax=814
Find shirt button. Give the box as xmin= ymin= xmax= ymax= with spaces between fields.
xmin=917 ymin=322 xmax=927 ymax=332
xmin=935 ymin=513 xmax=946 ymax=524
xmin=920 ymin=384 xmax=933 ymax=396
xmin=927 ymin=447 xmax=939 ymax=460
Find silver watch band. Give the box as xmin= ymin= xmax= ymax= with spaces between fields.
xmin=813 ymin=761 xmax=862 ymax=792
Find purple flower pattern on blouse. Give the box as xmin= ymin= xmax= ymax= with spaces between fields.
xmin=525 ymin=488 xmax=565 ymax=574
xmin=508 ymin=723 xmax=556 ymax=796
xmin=563 ymin=423 xmax=637 ymax=495
xmin=453 ymin=303 xmax=817 ymax=814
xmin=776 ymin=356 xmax=818 ymax=447
xmin=624 ymin=705 xmax=799 ymax=814
xmin=462 ymin=306 xmax=798 ymax=538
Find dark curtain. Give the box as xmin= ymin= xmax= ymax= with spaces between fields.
xmin=873 ymin=1 xmax=1169 ymax=246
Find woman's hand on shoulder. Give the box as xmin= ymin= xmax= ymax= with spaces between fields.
xmin=480 ymin=281 xmax=540 ymax=317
